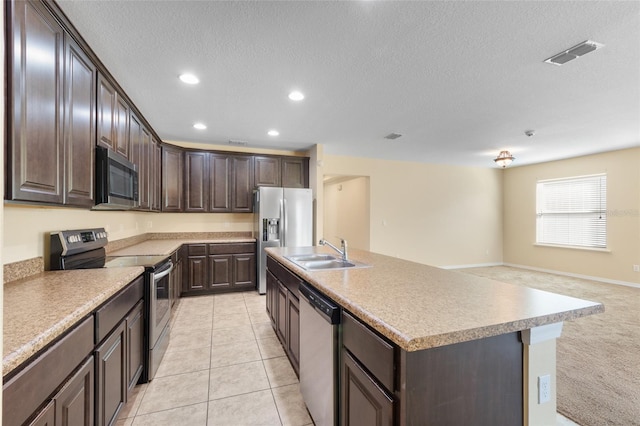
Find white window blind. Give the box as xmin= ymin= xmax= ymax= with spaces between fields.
xmin=536 ymin=174 xmax=607 ymax=248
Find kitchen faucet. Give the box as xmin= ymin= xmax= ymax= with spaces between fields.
xmin=319 ymin=238 xmax=348 ymax=262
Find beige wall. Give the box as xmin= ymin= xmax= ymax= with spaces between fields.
xmin=2 ymin=205 xmax=253 ymax=265
xmin=323 ymin=176 xmax=370 ymax=250
xmin=324 ymin=155 xmax=504 ymax=267
xmin=503 ymin=147 xmax=640 ymax=284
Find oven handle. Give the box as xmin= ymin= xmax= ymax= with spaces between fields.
xmin=154 ymin=261 xmax=174 ymax=281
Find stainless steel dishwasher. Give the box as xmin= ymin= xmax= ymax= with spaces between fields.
xmin=299 ymin=281 xmax=341 ymax=426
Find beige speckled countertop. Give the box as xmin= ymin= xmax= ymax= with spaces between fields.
xmin=3 ymin=267 xmax=144 ymax=376
xmin=266 ymin=247 xmax=604 ymax=352
xmin=109 ymin=237 xmax=255 ymax=256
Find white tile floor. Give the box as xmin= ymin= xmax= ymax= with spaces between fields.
xmin=116 ymin=291 xmax=312 ymax=426
xmin=116 ymin=291 xmax=580 ymax=426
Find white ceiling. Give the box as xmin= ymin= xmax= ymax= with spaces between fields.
xmin=56 ymin=0 xmax=640 ymax=168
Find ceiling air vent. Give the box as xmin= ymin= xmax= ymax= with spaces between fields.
xmin=384 ymin=133 xmax=403 ymax=140
xmin=228 ymin=139 xmax=248 ymax=147
xmin=544 ymin=40 xmax=604 ymax=66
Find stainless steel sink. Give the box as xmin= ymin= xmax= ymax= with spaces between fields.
xmin=287 ymin=254 xmax=338 ymax=262
xmin=285 ymin=254 xmax=370 ymax=271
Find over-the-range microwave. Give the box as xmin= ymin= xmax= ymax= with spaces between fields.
xmin=94 ymin=145 xmax=139 ymax=210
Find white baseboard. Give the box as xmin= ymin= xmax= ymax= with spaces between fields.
xmin=503 ymin=262 xmax=640 ymax=289
xmin=440 ymin=262 xmax=503 ymax=270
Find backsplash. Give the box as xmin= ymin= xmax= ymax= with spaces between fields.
xmin=4 ymin=257 xmax=44 ymax=283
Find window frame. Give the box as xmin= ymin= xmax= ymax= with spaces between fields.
xmin=535 ymin=173 xmax=607 ymax=249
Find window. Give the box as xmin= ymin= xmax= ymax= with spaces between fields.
xmin=536 ymin=174 xmax=607 ymax=248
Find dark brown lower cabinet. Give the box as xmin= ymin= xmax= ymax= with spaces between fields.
xmin=276 ymin=282 xmax=288 ymax=343
xmin=125 ymin=302 xmax=144 ymax=395
xmin=341 ymin=350 xmax=393 ymax=426
xmin=266 ymin=256 xmax=302 ymax=375
xmin=95 ymin=322 xmax=127 ymax=426
xmin=28 ymin=400 xmax=55 ymax=426
xmin=183 ymin=243 xmax=256 ymax=296
xmin=54 ymin=356 xmax=94 ymax=426
xmin=286 ymin=294 xmax=300 ymax=368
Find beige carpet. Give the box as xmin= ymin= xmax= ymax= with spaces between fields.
xmin=458 ymin=266 xmax=639 ymax=426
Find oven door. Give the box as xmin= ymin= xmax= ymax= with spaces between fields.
xmin=150 ymin=260 xmax=173 ymax=346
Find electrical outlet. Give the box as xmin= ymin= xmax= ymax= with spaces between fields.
xmin=538 ymin=374 xmax=551 ymax=404
xmin=633 ymin=265 xmax=640 ymax=272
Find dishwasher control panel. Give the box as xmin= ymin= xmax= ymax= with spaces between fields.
xmin=299 ymin=281 xmax=341 ymax=324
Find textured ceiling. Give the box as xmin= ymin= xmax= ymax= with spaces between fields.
xmin=56 ymin=0 xmax=640 ymax=168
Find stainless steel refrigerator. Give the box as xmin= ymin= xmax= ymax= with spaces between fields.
xmin=254 ymin=187 xmax=313 ymax=294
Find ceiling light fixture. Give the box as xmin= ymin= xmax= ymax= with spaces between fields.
xmin=179 ymin=73 xmax=200 ymax=84
xmin=193 ymin=123 xmax=206 ymax=130
xmin=494 ymin=151 xmax=515 ymax=168
xmin=544 ymin=40 xmax=604 ymax=66
xmin=288 ymin=91 xmax=304 ymax=101
xmin=268 ymin=129 xmax=279 ymax=136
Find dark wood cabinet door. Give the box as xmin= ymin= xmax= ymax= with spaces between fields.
xmin=63 ymin=36 xmax=96 ymax=207
xmin=184 ymin=151 xmax=209 ymax=212
xmin=265 ymin=271 xmax=277 ymax=325
xmin=187 ymin=256 xmax=207 ymax=292
xmin=341 ymin=350 xmax=394 ymax=426
xmin=150 ymin=138 xmax=162 ymax=211
xmin=8 ymin=0 xmax=64 ymax=204
xmin=130 ymin=113 xmax=150 ymax=210
xmin=254 ymin=156 xmax=281 ymax=187
xmin=282 ymin=157 xmax=309 ymax=188
xmin=28 ymin=400 xmax=54 ymax=426
xmin=95 ymin=322 xmax=127 ymax=426
xmin=126 ymin=302 xmax=144 ymax=396
xmin=286 ymin=293 xmax=300 ymax=373
xmin=161 ymin=145 xmax=184 ymax=212
xmin=209 ymin=255 xmax=232 ymax=289
xmin=114 ymin=96 xmax=130 ymax=159
xmin=276 ymin=282 xmax=288 ymax=343
xmin=231 ymin=155 xmax=254 ymax=212
xmin=97 ymin=73 xmax=116 ymax=152
xmin=233 ymin=253 xmax=256 ymax=289
xmin=54 ymin=356 xmax=94 ymax=426
xmin=209 ymin=153 xmax=231 ymax=212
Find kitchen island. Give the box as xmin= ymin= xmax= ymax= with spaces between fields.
xmin=266 ymin=246 xmax=603 ymax=426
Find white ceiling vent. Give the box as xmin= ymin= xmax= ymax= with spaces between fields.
xmin=384 ymin=133 xmax=403 ymax=140
xmin=544 ymin=40 xmax=604 ymax=66
xmin=228 ymin=139 xmax=248 ymax=146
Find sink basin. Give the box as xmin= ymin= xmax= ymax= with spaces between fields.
xmin=287 ymin=254 xmax=338 ymax=262
xmin=304 ymin=260 xmax=356 ymax=270
xmin=285 ymin=254 xmax=370 ymax=271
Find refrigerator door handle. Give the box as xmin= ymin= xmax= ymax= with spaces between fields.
xmin=280 ymin=198 xmax=286 ymax=246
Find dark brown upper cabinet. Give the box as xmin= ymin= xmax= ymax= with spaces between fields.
xmin=255 ymin=156 xmax=309 ymax=189
xmin=64 ymin=36 xmax=96 ymax=207
xmin=161 ymin=145 xmax=184 ymax=212
xmin=231 ymin=155 xmax=254 ymax=212
xmin=6 ymin=0 xmax=96 ymax=207
xmin=209 ymin=153 xmax=232 ymax=212
xmin=97 ymin=73 xmax=130 ymax=159
xmin=184 ymin=151 xmax=209 ymax=212
xmin=150 ymin=137 xmax=162 ymax=212
xmin=254 ymin=156 xmax=282 ymax=187
xmin=130 ymin=111 xmax=151 ymax=210
xmin=282 ymin=157 xmax=309 ymax=188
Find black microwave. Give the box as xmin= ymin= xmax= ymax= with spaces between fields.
xmin=94 ymin=146 xmax=139 ymax=210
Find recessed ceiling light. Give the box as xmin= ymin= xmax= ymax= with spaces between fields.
xmin=193 ymin=123 xmax=207 ymax=130
xmin=268 ymin=129 xmax=280 ymax=136
xmin=288 ymin=91 xmax=304 ymax=101
xmin=179 ymin=73 xmax=200 ymax=84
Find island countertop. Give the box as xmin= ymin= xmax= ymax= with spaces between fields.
xmin=266 ymin=246 xmax=604 ymax=351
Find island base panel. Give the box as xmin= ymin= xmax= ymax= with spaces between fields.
xmin=398 ymin=332 xmax=523 ymax=425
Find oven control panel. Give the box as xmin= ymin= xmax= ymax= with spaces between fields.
xmin=50 ymin=228 xmax=109 ymax=269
